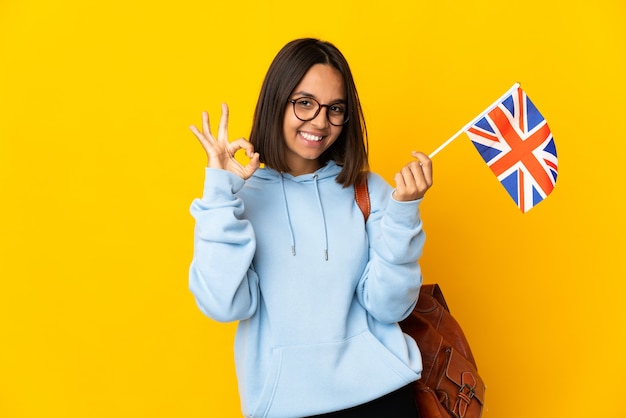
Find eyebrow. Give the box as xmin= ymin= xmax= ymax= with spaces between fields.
xmin=292 ymin=91 xmax=347 ymax=103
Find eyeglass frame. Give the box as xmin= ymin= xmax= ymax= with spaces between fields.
xmin=287 ymin=97 xmax=350 ymax=126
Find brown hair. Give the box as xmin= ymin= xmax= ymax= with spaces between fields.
xmin=249 ymin=38 xmax=369 ymax=187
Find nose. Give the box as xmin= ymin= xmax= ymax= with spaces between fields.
xmin=310 ymin=105 xmax=330 ymax=128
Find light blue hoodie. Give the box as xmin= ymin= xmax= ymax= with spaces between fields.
xmin=190 ymin=161 xmax=424 ymax=418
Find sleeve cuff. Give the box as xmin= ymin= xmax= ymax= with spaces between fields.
xmin=202 ymin=168 xmax=245 ymax=201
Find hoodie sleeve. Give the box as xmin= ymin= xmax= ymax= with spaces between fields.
xmin=356 ymin=173 xmax=424 ymax=324
xmin=189 ymin=168 xmax=259 ymax=323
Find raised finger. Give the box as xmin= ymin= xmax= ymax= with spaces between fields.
xmin=190 ymin=124 xmax=210 ymax=144
xmin=189 ymin=125 xmax=203 ymax=140
xmin=190 ymin=125 xmax=214 ymax=154
xmin=218 ymin=103 xmax=229 ymax=142
xmin=202 ymin=111 xmax=212 ymax=138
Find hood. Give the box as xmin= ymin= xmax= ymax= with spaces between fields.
xmin=251 ymin=160 xmax=343 ymax=183
xmin=248 ymin=161 xmax=344 ymax=261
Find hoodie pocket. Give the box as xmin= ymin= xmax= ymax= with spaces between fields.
xmin=252 ymin=330 xmax=419 ymax=418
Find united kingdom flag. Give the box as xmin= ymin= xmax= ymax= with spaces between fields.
xmin=465 ymin=86 xmax=558 ymax=213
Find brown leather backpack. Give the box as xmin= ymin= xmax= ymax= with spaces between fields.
xmin=355 ymin=180 xmax=485 ymax=418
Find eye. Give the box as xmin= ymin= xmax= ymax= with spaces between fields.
xmin=295 ymin=98 xmax=314 ymax=108
xmin=329 ymin=104 xmax=346 ymax=114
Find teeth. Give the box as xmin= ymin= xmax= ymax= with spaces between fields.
xmin=300 ymin=132 xmax=323 ymax=142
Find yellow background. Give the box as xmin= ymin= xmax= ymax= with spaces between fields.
xmin=1 ymin=0 xmax=625 ymax=417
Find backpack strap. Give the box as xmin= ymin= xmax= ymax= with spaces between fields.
xmin=354 ymin=179 xmax=370 ymax=222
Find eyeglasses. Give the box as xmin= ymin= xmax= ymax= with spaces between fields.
xmin=288 ymin=97 xmax=349 ymax=126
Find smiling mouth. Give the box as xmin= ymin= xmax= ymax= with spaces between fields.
xmin=299 ymin=131 xmax=324 ymax=142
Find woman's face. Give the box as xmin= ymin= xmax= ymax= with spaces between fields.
xmin=282 ymin=63 xmax=345 ymax=176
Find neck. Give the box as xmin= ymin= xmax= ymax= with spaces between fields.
xmin=286 ymin=160 xmax=322 ymax=176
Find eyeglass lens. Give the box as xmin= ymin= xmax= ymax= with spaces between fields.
xmin=291 ymin=98 xmax=347 ymax=126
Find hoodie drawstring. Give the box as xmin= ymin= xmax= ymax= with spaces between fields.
xmin=279 ymin=173 xmax=330 ymax=261
xmin=280 ymin=174 xmax=297 ymax=256
xmin=313 ymin=175 xmax=329 ymax=261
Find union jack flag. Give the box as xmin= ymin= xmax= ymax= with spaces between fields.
xmin=465 ymin=86 xmax=558 ymax=213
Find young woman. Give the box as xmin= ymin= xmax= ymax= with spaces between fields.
xmin=189 ymin=38 xmax=433 ymax=418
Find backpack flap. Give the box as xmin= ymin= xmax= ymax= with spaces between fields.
xmin=441 ymin=347 xmax=485 ymax=417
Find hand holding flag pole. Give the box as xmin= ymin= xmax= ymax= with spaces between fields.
xmin=428 ymin=83 xmax=558 ymax=213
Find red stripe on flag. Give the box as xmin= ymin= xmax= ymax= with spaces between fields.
xmin=467 ymin=126 xmax=499 ymax=142
xmin=545 ymin=159 xmax=558 ymax=172
xmin=486 ymin=107 xmax=555 ymax=195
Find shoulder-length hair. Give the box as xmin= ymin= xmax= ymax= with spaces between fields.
xmin=249 ymin=38 xmax=369 ymax=187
